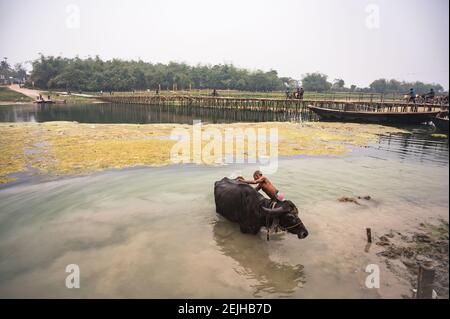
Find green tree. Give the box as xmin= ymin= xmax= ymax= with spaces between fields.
xmin=301 ymin=73 xmax=332 ymax=92
xmin=370 ymin=78 xmax=445 ymax=94
xmin=369 ymin=79 xmax=388 ymax=93
xmin=332 ymin=78 xmax=345 ymax=91
xmin=14 ymin=64 xmax=27 ymax=81
xmin=31 ymin=55 xmax=68 ymax=89
xmin=0 ymin=57 xmax=12 ymax=81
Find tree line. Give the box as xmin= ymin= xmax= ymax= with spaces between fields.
xmin=29 ymin=55 xmax=291 ymax=92
xmin=300 ymin=73 xmax=445 ymax=94
xmin=1 ymin=55 xmax=446 ymax=94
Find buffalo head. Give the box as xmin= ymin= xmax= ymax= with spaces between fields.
xmin=262 ymin=200 xmax=309 ymax=239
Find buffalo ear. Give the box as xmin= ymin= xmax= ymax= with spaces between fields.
xmin=262 ymin=206 xmax=288 ymax=216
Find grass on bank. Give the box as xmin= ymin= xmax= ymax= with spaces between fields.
xmin=0 ymin=86 xmax=33 ymax=103
xmin=40 ymin=91 xmax=102 ymax=104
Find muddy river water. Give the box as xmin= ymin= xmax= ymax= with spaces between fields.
xmin=0 ymin=104 xmax=448 ymax=298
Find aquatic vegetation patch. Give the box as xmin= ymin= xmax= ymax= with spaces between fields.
xmin=431 ymin=133 xmax=448 ymax=139
xmin=0 ymin=124 xmax=41 ymax=183
xmin=0 ymin=122 xmax=407 ymax=183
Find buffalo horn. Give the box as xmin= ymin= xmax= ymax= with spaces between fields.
xmin=262 ymin=206 xmax=288 ymax=215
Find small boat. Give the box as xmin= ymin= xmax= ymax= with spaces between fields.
xmin=34 ymin=99 xmax=55 ymax=104
xmin=432 ymin=112 xmax=449 ymax=132
xmin=307 ymin=105 xmax=440 ymax=125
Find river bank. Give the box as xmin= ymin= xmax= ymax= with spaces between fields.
xmin=4 ymin=85 xmax=103 ymax=104
xmin=376 ymin=220 xmax=449 ymax=298
xmin=0 ymin=86 xmax=33 ymax=104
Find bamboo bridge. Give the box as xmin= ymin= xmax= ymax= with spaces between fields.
xmin=98 ymin=94 xmax=447 ymax=114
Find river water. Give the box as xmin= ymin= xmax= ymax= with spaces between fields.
xmin=0 ymin=103 xmax=314 ymax=124
xmin=0 ymin=104 xmax=448 ymax=298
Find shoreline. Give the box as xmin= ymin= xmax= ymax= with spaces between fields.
xmin=0 ymin=101 xmax=35 ymax=106
xmin=0 ymin=100 xmax=108 ymax=106
xmin=4 ymin=85 xmax=104 ymax=104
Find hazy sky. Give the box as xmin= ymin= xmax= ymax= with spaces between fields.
xmin=1 ymin=0 xmax=449 ymax=88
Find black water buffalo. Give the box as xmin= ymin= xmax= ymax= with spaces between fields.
xmin=214 ymin=177 xmax=308 ymax=239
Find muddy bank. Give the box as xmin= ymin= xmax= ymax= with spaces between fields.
xmin=0 ymin=121 xmax=407 ymax=184
xmin=376 ymin=220 xmax=449 ymax=299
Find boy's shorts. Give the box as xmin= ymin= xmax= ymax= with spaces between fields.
xmin=275 ymin=191 xmax=285 ymax=202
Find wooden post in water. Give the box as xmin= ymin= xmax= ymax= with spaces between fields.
xmin=366 ymin=228 xmax=372 ymax=243
xmin=416 ymin=264 xmax=435 ymax=299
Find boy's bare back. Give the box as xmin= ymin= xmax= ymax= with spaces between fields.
xmin=238 ymin=171 xmax=279 ymax=200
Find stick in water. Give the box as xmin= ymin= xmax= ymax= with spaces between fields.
xmin=417 ymin=264 xmax=435 ymax=299
xmin=366 ymin=228 xmax=372 ymax=243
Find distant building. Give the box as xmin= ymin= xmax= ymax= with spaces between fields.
xmin=0 ymin=74 xmax=7 ymax=85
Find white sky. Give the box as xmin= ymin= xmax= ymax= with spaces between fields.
xmin=1 ymin=0 xmax=449 ymax=88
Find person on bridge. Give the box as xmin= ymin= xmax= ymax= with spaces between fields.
xmin=286 ymin=87 xmax=291 ymax=99
xmin=425 ymin=88 xmax=435 ymax=102
xmin=408 ymin=88 xmax=416 ymax=104
xmin=298 ymin=87 xmax=304 ymax=100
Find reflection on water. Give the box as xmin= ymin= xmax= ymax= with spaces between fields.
xmin=0 ymin=103 xmax=316 ymax=124
xmin=213 ymin=219 xmax=305 ymax=297
xmin=373 ymin=129 xmax=449 ymax=165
